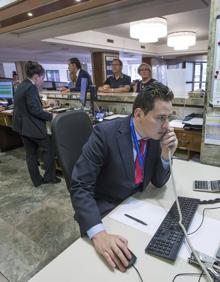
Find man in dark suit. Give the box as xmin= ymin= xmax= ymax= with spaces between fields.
xmin=68 ymin=57 xmax=92 ymax=91
xmin=12 ymin=61 xmax=61 ymax=187
xmin=70 ymin=82 xmax=177 ymax=271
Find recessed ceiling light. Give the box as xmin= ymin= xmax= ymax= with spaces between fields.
xmin=27 ymin=12 xmax=33 ymax=17
xmin=0 ymin=0 xmax=17 ymax=8
xmin=75 ymin=0 xmax=81 ymax=2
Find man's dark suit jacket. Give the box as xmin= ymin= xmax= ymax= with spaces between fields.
xmin=12 ymin=79 xmax=52 ymax=139
xmin=70 ymin=116 xmax=170 ymax=235
xmin=70 ymin=69 xmax=92 ymax=91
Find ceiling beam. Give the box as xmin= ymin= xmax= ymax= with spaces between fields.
xmin=13 ymin=0 xmax=209 ymax=39
xmin=0 ymin=0 xmax=57 ymax=21
xmin=0 ymin=0 xmax=123 ymax=34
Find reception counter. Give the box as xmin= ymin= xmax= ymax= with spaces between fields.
xmin=0 ymin=91 xmax=204 ymax=156
xmin=0 ymin=110 xmax=22 ymax=151
xmin=40 ymin=91 xmax=204 ymax=119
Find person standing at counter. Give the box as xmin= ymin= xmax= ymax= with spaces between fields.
xmin=98 ymin=58 xmax=131 ymax=93
xmin=135 ymin=63 xmax=156 ymax=92
xmin=12 ymin=71 xmax=20 ymax=90
xmin=68 ymin=57 xmax=92 ymax=91
xmin=12 ymin=61 xmax=61 ymax=187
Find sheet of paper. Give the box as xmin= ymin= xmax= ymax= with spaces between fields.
xmin=109 ymin=197 xmax=220 ymax=260
xmin=2 ymin=109 xmax=13 ymax=114
xmin=179 ymin=213 xmax=220 ymax=259
xmin=104 ymin=114 xmax=128 ymax=120
xmin=183 ymin=117 xmax=203 ymax=126
xmin=109 ymin=197 xmax=167 ymax=235
xmin=169 ymin=120 xmax=184 ymax=128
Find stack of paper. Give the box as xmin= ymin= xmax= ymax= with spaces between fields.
xmin=169 ymin=120 xmax=184 ymax=128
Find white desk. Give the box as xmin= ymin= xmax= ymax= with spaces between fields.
xmin=29 ymin=160 xmax=220 ymax=282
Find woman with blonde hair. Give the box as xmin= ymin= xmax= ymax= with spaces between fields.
xmin=135 ymin=63 xmax=155 ymax=92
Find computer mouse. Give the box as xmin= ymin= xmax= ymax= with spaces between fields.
xmin=126 ymin=249 xmax=137 ymax=269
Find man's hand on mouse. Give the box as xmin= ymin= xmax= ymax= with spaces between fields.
xmin=160 ymin=127 xmax=178 ymax=160
xmin=92 ymin=231 xmax=131 ymax=272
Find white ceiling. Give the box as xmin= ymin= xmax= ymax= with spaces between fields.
xmin=95 ymin=8 xmax=210 ymax=44
xmin=0 ymin=39 xmax=92 ymax=63
xmin=0 ymin=0 xmax=211 ymax=63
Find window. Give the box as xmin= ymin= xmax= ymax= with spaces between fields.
xmin=185 ymin=61 xmax=207 ymax=91
xmin=2 ymin=62 xmax=16 ymax=78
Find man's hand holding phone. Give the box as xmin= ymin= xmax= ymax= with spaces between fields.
xmin=160 ymin=127 xmax=178 ymax=160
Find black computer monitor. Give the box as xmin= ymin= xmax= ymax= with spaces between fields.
xmin=80 ymin=78 xmax=88 ymax=106
xmin=90 ymin=85 xmax=98 ymax=101
xmin=42 ymin=81 xmax=56 ymax=90
xmin=55 ymin=82 xmax=68 ymax=90
xmin=0 ymin=81 xmax=14 ymax=100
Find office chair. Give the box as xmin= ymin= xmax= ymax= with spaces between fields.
xmin=52 ymin=110 xmax=93 ymax=189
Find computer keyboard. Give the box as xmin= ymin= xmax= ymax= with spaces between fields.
xmin=145 ymin=197 xmax=200 ymax=261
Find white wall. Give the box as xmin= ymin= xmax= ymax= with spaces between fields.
xmin=40 ymin=63 xmax=69 ymax=82
xmin=40 ymin=62 xmax=93 ymax=82
xmin=167 ymin=69 xmax=187 ymax=97
xmin=120 ymin=54 xmax=142 ymax=80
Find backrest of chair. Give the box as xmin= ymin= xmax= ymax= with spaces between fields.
xmin=52 ymin=110 xmax=93 ymax=189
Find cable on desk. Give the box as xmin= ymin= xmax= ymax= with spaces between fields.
xmin=198 ymin=271 xmax=204 ymax=282
xmin=172 ymin=272 xmax=203 ymax=282
xmin=132 ymin=265 xmax=144 ymax=282
xmin=0 ymin=271 xmax=10 ymax=282
xmin=168 ymin=151 xmax=213 ymax=282
xmin=188 ymin=206 xmax=220 ymax=236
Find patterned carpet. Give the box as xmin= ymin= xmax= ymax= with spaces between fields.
xmin=0 ymin=148 xmax=80 ymax=282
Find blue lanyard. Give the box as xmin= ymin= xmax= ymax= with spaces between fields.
xmin=130 ymin=118 xmax=147 ymax=169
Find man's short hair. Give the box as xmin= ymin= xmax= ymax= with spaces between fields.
xmin=112 ymin=58 xmax=123 ymax=67
xmin=25 ymin=61 xmax=45 ymax=78
xmin=132 ymin=81 xmax=174 ymax=115
xmin=69 ymin=58 xmax=81 ymax=69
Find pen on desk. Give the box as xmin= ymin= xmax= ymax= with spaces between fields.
xmin=124 ymin=214 xmax=148 ymax=226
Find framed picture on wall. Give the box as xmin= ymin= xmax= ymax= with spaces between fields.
xmin=46 ymin=70 xmax=60 ymax=82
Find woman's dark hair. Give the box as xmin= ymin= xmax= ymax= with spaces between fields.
xmin=112 ymin=58 xmax=123 ymax=67
xmin=132 ymin=81 xmax=174 ymax=115
xmin=69 ymin=58 xmax=81 ymax=69
xmin=25 ymin=61 xmax=45 ymax=78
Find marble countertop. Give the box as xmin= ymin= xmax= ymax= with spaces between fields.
xmin=40 ymin=91 xmax=204 ymax=106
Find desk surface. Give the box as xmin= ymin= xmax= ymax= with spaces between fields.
xmin=27 ymin=160 xmax=220 ymax=281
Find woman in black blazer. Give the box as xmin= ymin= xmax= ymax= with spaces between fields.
xmin=12 ymin=61 xmax=61 ymax=187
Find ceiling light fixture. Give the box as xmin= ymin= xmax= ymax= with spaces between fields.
xmin=130 ymin=17 xmax=167 ymax=43
xmin=167 ymin=31 xmax=196 ymax=50
xmin=75 ymin=0 xmax=81 ymax=2
xmin=27 ymin=12 xmax=33 ymax=17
